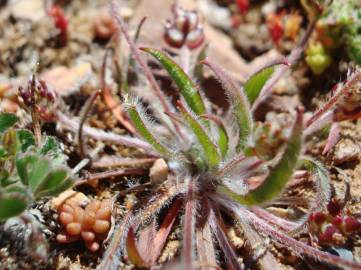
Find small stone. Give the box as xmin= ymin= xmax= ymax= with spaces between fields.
xmin=149 ymin=159 xmax=169 ymax=184
xmin=333 ymin=139 xmax=360 ymax=165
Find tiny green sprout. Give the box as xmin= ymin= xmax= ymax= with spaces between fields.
xmin=0 ymin=113 xmax=73 ymax=221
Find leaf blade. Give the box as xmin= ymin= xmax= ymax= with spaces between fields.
xmin=220 ymin=108 xmax=303 ymax=206
xmin=178 ymin=102 xmax=221 ymax=167
xmin=0 ymin=113 xmax=18 ymax=133
xmin=141 ymin=48 xmax=206 ymax=116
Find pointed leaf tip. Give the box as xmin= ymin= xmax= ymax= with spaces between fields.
xmin=244 ymin=58 xmax=289 ymax=104
xmin=141 ymin=47 xmax=206 ymax=116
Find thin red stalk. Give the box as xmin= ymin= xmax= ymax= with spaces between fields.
xmin=196 ymin=206 xmax=218 ymax=270
xmin=183 ymin=182 xmax=195 ymax=270
xmin=101 ymin=45 xmax=136 ymax=134
xmin=109 ymin=0 xmax=183 ymax=138
xmin=236 ymin=211 xmax=281 ymax=270
xmin=226 ymin=199 xmax=361 ymax=270
xmin=200 ymin=114 xmax=227 ymax=130
xmin=252 ymin=20 xmax=316 ymax=110
xmin=217 ymin=156 xmax=261 ymax=178
xmin=133 ymin=184 xmax=186 ymax=229
xmin=151 ymin=199 xmax=182 ymax=264
xmin=77 ymin=89 xmax=101 ymax=158
xmin=306 ymin=69 xmax=361 ymax=127
xmin=216 ymin=154 xmax=246 ymax=177
xmin=56 ymin=111 xmax=156 ymax=153
xmin=75 ymin=168 xmax=147 ymax=186
xmin=97 ymin=210 xmax=133 ymax=270
xmin=251 ymin=207 xmax=298 ymax=232
xmin=208 ymin=207 xmax=242 ymax=270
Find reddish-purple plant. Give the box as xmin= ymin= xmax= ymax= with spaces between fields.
xmin=51 ymin=1 xmax=361 ymax=269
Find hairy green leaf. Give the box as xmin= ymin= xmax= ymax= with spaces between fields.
xmin=244 ymin=59 xmax=288 ymax=104
xmin=201 ymin=114 xmax=228 ymax=158
xmin=244 ymin=68 xmax=273 ymax=104
xmin=16 ymin=154 xmax=50 ymax=190
xmin=203 ymin=60 xmax=253 ymax=151
xmin=127 ymin=102 xmax=172 ymax=157
xmin=178 ymin=102 xmax=220 ymax=167
xmin=141 ymin=48 xmax=206 ymax=116
xmin=0 ymin=186 xmax=28 ymax=220
xmin=34 ymin=167 xmax=73 ymax=198
xmin=16 ymin=154 xmax=38 ymax=186
xmin=303 ymin=157 xmax=331 ymax=209
xmin=220 ymin=108 xmax=303 ymax=206
xmin=16 ymin=130 xmax=36 ymax=152
xmin=41 ymin=136 xmax=59 ymax=155
xmin=0 ymin=113 xmax=18 ymax=133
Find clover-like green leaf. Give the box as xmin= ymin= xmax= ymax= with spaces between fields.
xmin=16 ymin=154 xmax=50 ymax=189
xmin=16 ymin=130 xmax=36 ymax=152
xmin=0 ymin=147 xmax=7 ymax=159
xmin=33 ymin=167 xmax=73 ymax=198
xmin=0 ymin=113 xmax=19 ymax=133
xmin=40 ymin=136 xmax=59 ymax=155
xmin=244 ymin=59 xmax=288 ymax=104
xmin=141 ymin=48 xmax=207 ymax=116
xmin=220 ymin=108 xmax=303 ymax=206
xmin=40 ymin=136 xmax=65 ymax=165
xmin=0 ymin=186 xmax=29 ymax=220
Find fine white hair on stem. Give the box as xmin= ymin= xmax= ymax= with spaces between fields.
xmin=56 ymin=111 xmax=156 ymax=153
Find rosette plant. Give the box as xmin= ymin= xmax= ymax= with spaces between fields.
xmin=94 ymin=2 xmax=361 ymax=269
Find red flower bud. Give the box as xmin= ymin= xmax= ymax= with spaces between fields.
xmin=310 ymin=212 xmax=326 ymax=225
xmin=344 ymin=217 xmax=361 ymax=233
xmin=236 ymin=0 xmax=249 ymax=15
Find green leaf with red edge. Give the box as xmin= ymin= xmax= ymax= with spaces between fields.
xmin=126 ymin=227 xmax=148 ymax=268
xmin=220 ymin=108 xmax=303 ymax=206
xmin=141 ymin=48 xmax=206 ymax=116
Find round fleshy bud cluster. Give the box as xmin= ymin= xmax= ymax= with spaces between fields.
xmin=308 ymin=198 xmax=361 ymax=246
xmin=163 ymin=4 xmax=205 ymax=50
xmin=18 ymin=76 xmax=58 ymax=121
xmin=56 ymin=199 xmax=112 ymax=252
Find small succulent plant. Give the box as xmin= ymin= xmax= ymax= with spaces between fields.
xmin=164 ymin=4 xmax=205 ymax=50
xmin=309 ymin=197 xmax=361 ymax=247
xmin=56 ymin=197 xmax=112 ymax=252
xmin=305 ymin=42 xmax=332 ymax=74
xmin=0 ymin=111 xmax=73 ymax=221
xmin=90 ymin=3 xmax=361 ymax=269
